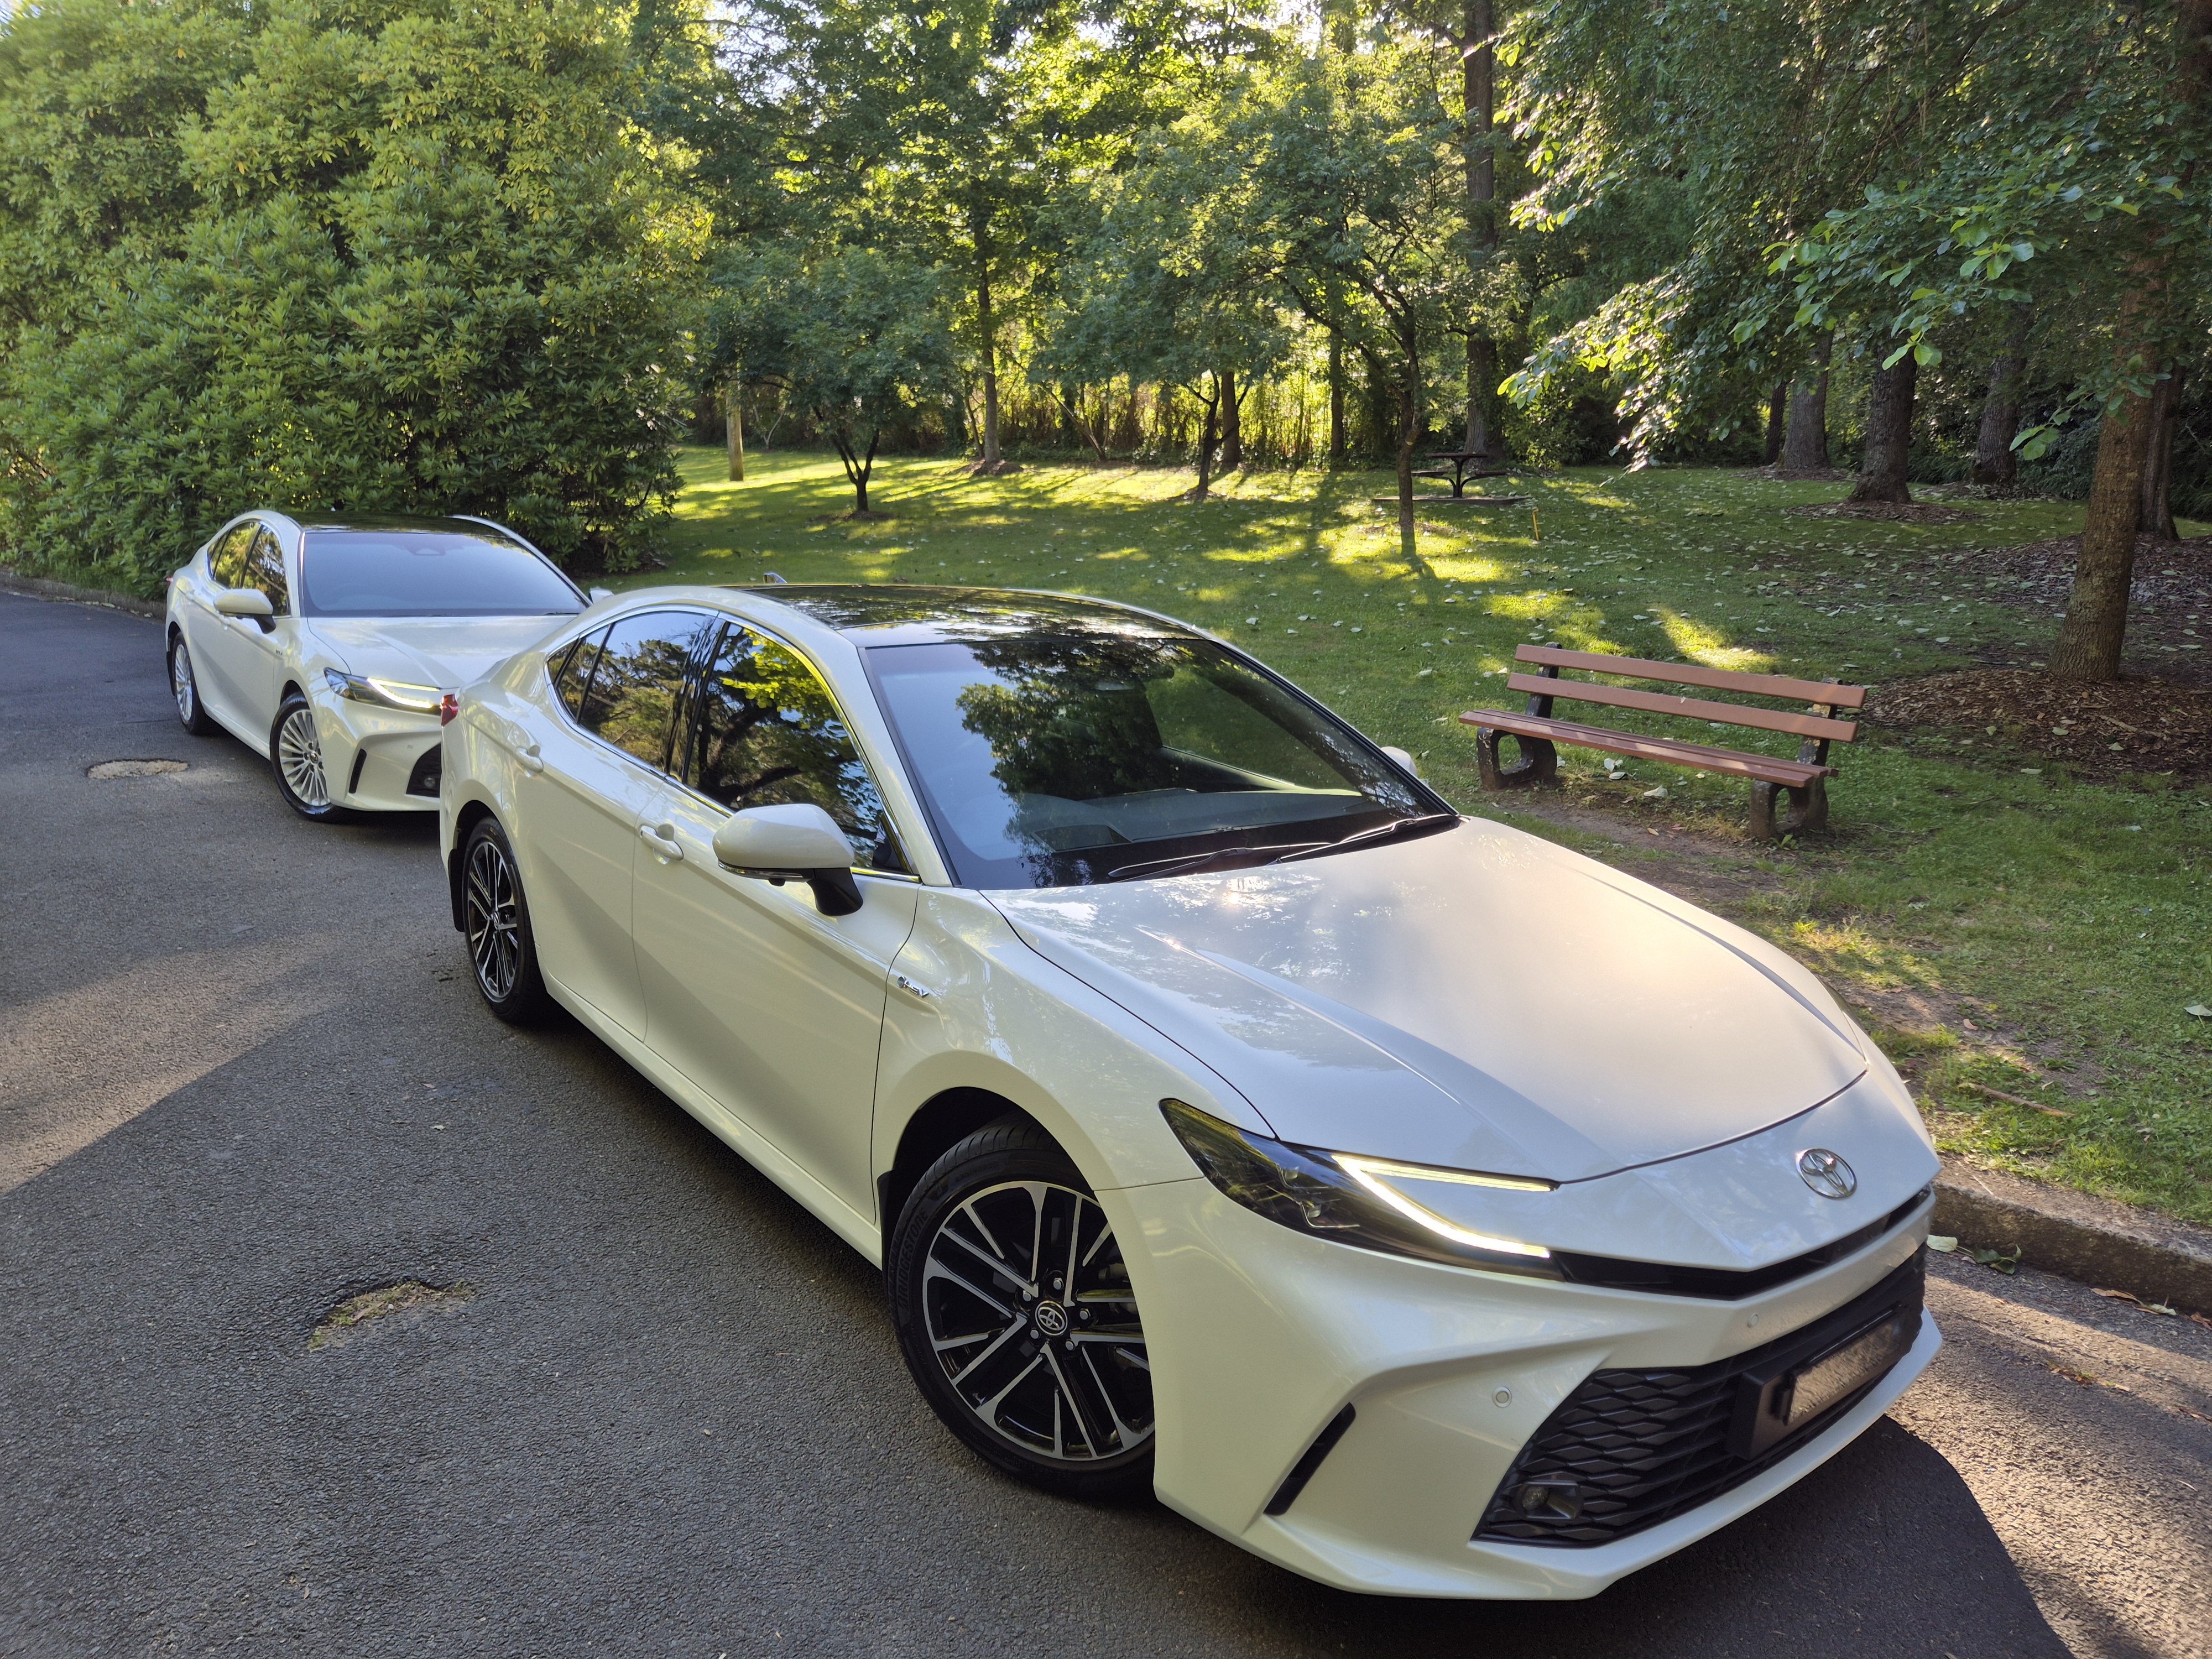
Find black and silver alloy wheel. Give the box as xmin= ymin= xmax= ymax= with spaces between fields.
xmin=890 ymin=1119 xmax=1154 ymax=1497
xmin=268 ymin=691 xmax=348 ymax=821
xmin=168 ymin=634 xmax=217 ymax=735
xmin=460 ymin=818 xmax=549 ymax=1022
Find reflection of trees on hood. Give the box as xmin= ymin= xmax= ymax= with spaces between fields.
xmin=956 ymin=637 xmax=1184 ymax=802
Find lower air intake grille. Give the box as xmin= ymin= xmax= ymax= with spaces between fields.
xmin=1476 ymin=1254 xmax=1924 ymax=1547
xmin=406 ymin=747 xmax=443 ymax=797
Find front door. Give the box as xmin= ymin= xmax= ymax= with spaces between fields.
xmin=187 ymin=522 xmax=269 ymax=736
xmin=521 ymin=609 xmax=709 ymax=1035
xmin=632 ymin=619 xmax=921 ymax=1220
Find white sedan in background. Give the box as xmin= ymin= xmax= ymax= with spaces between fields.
xmin=439 ymin=583 xmax=1939 ymax=1599
xmin=165 ymin=512 xmax=594 ymax=819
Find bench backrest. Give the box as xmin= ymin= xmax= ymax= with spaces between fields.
xmin=1510 ymin=645 xmax=1863 ymax=757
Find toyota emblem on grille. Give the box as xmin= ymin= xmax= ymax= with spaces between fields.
xmin=1797 ymin=1147 xmax=1856 ymax=1199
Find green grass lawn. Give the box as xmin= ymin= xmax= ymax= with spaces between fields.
xmin=631 ymin=446 xmax=2212 ymax=1223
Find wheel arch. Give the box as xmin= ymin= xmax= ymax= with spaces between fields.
xmin=878 ymin=1087 xmax=1045 ymax=1252
xmin=447 ymin=799 xmax=500 ymax=931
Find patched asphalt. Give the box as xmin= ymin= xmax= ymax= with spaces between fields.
xmin=4 ymin=589 xmax=2204 ymax=1657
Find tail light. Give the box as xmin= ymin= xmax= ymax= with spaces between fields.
xmin=439 ymin=693 xmax=460 ymax=726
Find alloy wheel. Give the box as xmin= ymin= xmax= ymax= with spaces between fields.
xmin=276 ymin=706 xmax=328 ymax=808
xmin=921 ymin=1180 xmax=1152 ymax=1463
xmin=465 ymin=836 xmax=523 ymax=1001
xmin=171 ymin=643 xmax=197 ymax=723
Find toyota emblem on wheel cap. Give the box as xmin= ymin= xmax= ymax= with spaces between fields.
xmin=1797 ymin=1147 xmax=1856 ymax=1198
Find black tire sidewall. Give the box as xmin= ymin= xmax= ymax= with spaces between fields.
xmin=268 ymin=692 xmax=347 ymax=821
xmin=463 ymin=817 xmax=550 ymax=1024
xmin=888 ymin=1121 xmax=1156 ymax=1499
xmin=169 ymin=634 xmax=217 ymax=736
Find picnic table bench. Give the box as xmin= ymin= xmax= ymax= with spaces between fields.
xmin=1412 ymin=450 xmax=1511 ymax=499
xmin=1459 ymin=645 xmax=1867 ymax=838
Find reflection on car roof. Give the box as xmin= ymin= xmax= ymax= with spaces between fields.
xmin=729 ymin=583 xmax=1198 ymax=646
xmin=296 ymin=514 xmax=514 ymax=536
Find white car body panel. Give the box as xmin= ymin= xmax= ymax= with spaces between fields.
xmin=437 ymin=583 xmax=1942 ymax=1600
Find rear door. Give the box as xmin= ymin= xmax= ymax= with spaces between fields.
xmin=520 ymin=609 xmax=714 ymax=1035
xmin=630 ymin=619 xmax=920 ymax=1220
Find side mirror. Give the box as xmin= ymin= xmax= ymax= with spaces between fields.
xmin=587 ymin=586 xmax=613 ymax=602
xmin=1381 ymin=744 xmax=1420 ymax=779
xmin=712 ymin=803 xmax=863 ymax=916
xmin=215 ymin=587 xmax=275 ymax=626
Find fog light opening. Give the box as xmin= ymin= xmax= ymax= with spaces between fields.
xmin=1515 ymin=1480 xmax=1584 ymax=1523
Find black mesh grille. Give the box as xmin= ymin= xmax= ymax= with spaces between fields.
xmin=1476 ymin=1255 xmax=1923 ymax=1547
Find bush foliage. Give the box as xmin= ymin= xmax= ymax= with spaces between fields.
xmin=0 ymin=0 xmax=705 ymax=590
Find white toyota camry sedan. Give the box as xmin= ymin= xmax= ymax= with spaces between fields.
xmin=165 ymin=512 xmax=592 ymax=819
xmin=439 ymin=583 xmax=1940 ymax=1599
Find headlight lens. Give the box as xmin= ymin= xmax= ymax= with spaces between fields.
xmin=325 ymin=668 xmax=444 ymax=713
xmin=1161 ymin=1099 xmax=1562 ymax=1279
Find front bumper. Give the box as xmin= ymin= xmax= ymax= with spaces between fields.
xmin=1115 ymin=1177 xmax=1936 ymax=1599
xmin=310 ymin=686 xmax=443 ymax=812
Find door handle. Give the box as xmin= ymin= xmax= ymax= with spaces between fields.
xmin=639 ymin=822 xmax=684 ymax=861
xmin=518 ymin=744 xmax=544 ymax=774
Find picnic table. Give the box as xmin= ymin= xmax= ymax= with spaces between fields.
xmin=1412 ymin=450 xmax=1511 ymax=499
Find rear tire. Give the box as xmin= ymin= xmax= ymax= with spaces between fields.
xmin=269 ymin=691 xmax=352 ymax=822
xmin=461 ymin=817 xmax=551 ymax=1024
xmin=888 ymin=1118 xmax=1155 ymax=1499
xmin=168 ymin=633 xmax=219 ymax=736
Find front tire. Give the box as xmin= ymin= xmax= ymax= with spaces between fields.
xmin=888 ymin=1118 xmax=1155 ymax=1498
xmin=169 ymin=633 xmax=218 ymax=736
xmin=461 ymin=818 xmax=550 ymax=1024
xmin=269 ymin=691 xmax=351 ymax=822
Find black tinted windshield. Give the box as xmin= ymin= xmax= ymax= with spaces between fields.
xmin=301 ymin=528 xmax=583 ymax=618
xmin=864 ymin=634 xmax=1445 ymax=888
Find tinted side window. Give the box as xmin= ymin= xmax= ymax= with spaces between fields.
xmin=549 ymin=628 xmax=608 ymax=722
xmin=210 ymin=524 xmax=255 ymax=589
xmin=244 ymin=525 xmax=290 ymax=614
xmin=690 ymin=623 xmax=907 ymax=873
xmin=575 ymin=612 xmax=711 ymax=771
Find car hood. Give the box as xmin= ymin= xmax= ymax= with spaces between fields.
xmin=306 ymin=614 xmax=573 ymax=690
xmin=988 ymin=818 xmax=1869 ymax=1185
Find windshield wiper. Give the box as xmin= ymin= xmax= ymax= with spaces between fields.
xmin=1100 ymin=841 xmax=1332 ymax=884
xmin=1267 ymin=812 xmax=1461 ymax=866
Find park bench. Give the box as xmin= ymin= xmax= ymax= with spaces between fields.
xmin=1459 ymin=646 xmax=1866 ymax=838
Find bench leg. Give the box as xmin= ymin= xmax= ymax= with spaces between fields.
xmin=1477 ymin=728 xmax=1558 ymax=790
xmin=1748 ymin=777 xmax=1829 ymax=839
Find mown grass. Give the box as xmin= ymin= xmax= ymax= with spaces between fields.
xmin=629 ymin=446 xmax=2212 ymax=1223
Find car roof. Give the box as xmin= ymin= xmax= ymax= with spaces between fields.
xmin=727 ymin=583 xmax=1204 ymax=649
xmin=293 ymin=514 xmax=521 ymax=537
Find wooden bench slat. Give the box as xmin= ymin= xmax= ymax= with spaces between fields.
xmin=1515 ymin=645 xmax=1868 ymax=710
xmin=1458 ymin=709 xmax=1836 ymax=784
xmin=1504 ymin=674 xmax=1860 ymax=743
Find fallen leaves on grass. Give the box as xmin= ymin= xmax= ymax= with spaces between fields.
xmin=1786 ymin=500 xmax=1984 ymax=524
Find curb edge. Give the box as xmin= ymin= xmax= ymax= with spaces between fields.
xmin=0 ymin=569 xmax=164 ymax=620
xmin=1934 ymin=1155 xmax=2212 ymax=1316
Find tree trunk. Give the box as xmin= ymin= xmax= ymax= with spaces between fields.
xmin=975 ymin=264 xmax=1003 ymax=469
xmin=2049 ymin=394 xmax=2153 ymax=681
xmin=1848 ymin=355 xmax=1917 ymax=504
xmin=1762 ymin=383 xmax=1787 ymax=466
xmin=1782 ymin=331 xmax=1832 ymax=469
xmin=1192 ymin=375 xmax=1221 ymax=501
xmin=1970 ymin=319 xmax=2030 ymax=486
xmin=1220 ymin=368 xmax=1243 ymax=471
xmin=2140 ymin=367 xmax=2184 ymax=538
xmin=1460 ymin=0 xmax=1497 ymax=457
xmin=1396 ymin=345 xmax=1420 ymax=538
xmin=1327 ymin=290 xmax=1347 ymax=465
xmin=726 ymin=384 xmax=746 ymax=482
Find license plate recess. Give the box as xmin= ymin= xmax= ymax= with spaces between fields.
xmin=1729 ymin=1263 xmax=1923 ymax=1459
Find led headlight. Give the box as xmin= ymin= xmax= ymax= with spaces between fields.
xmin=325 ymin=668 xmax=445 ymax=713
xmin=1161 ymin=1099 xmax=1562 ymax=1279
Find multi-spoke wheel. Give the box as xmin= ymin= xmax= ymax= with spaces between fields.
xmin=889 ymin=1118 xmax=1154 ymax=1497
xmin=268 ymin=691 xmax=349 ymax=821
xmin=461 ymin=817 xmax=549 ymax=1023
xmin=168 ymin=633 xmax=218 ymax=735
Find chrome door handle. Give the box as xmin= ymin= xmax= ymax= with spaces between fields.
xmin=894 ymin=973 xmax=933 ymax=1000
xmin=639 ymin=823 xmax=684 ymax=861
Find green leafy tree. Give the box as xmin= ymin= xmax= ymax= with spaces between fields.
xmin=712 ymin=246 xmax=957 ymax=514
xmin=0 ymin=0 xmax=705 ymax=589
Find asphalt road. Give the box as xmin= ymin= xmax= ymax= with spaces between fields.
xmin=3 ymin=589 xmax=2206 ymax=1659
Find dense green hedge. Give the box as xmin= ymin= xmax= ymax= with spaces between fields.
xmin=0 ymin=0 xmax=705 ymax=592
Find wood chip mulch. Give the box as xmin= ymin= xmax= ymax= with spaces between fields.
xmin=1865 ymin=669 xmax=2212 ymax=779
xmin=1787 ymin=500 xmax=1985 ymax=524
xmin=1941 ymin=532 xmax=2212 ymax=688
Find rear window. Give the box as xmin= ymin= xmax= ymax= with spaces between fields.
xmin=300 ymin=528 xmax=583 ymax=618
